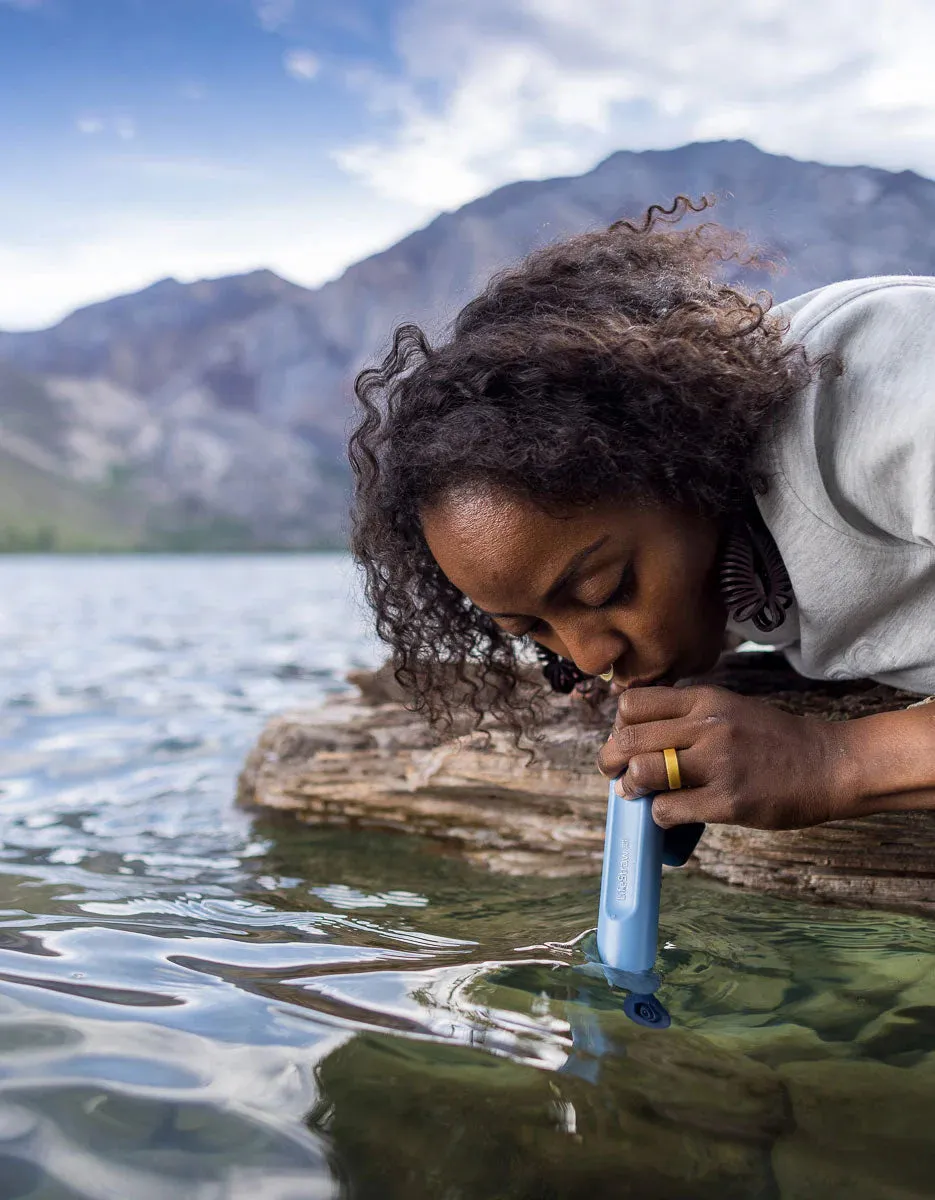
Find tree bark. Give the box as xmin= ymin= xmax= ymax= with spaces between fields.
xmin=237 ymin=652 xmax=935 ymax=914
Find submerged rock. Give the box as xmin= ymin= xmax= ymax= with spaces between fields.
xmin=238 ymin=652 xmax=935 ymax=913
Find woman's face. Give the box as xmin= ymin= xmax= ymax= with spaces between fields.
xmin=421 ymin=485 xmax=728 ymax=691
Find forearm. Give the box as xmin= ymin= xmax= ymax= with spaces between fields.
xmin=832 ymin=700 xmax=935 ymax=817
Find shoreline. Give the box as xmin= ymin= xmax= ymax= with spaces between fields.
xmin=238 ymin=651 xmax=935 ymax=915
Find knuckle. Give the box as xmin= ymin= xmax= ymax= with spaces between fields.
xmin=690 ymin=684 xmax=730 ymax=715
xmin=611 ymin=721 xmax=638 ymax=758
xmin=699 ymin=713 xmax=735 ymax=749
xmin=626 ymin=754 xmax=655 ymax=788
xmin=651 ymin=796 xmax=676 ymax=828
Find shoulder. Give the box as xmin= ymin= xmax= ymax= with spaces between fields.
xmin=766 ymin=276 xmax=935 ymax=546
xmin=774 ymin=274 xmax=935 ymax=355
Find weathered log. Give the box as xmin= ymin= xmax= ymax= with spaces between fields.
xmin=237 ymin=652 xmax=935 ymax=913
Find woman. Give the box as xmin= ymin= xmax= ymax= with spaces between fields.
xmin=349 ymin=198 xmax=935 ymax=834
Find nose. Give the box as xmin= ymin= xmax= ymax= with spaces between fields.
xmin=554 ymin=613 xmax=629 ymax=678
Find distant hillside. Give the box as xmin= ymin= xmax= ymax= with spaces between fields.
xmin=0 ymin=447 xmax=139 ymax=552
xmin=3 ymin=138 xmax=935 ymax=549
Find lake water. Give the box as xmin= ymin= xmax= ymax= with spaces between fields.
xmin=0 ymin=555 xmax=934 ymax=1199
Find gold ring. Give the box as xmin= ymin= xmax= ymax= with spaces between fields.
xmin=663 ymin=747 xmax=682 ymax=791
xmin=598 ymin=668 xmax=614 ymax=683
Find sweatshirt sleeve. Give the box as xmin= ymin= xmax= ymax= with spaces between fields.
xmin=787 ymin=279 xmax=935 ymax=549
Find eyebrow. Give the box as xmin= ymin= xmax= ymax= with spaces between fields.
xmin=486 ymin=535 xmax=610 ymax=619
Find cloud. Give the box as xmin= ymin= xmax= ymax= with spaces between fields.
xmin=335 ymin=0 xmax=935 ymax=209
xmin=254 ymin=0 xmax=294 ymax=32
xmin=283 ymin=48 xmax=320 ymax=81
xmin=75 ymin=114 xmax=136 ymax=141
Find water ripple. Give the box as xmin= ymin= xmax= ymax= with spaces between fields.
xmin=1 ymin=557 xmax=935 ymax=1197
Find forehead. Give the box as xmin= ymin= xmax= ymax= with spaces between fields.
xmin=421 ymin=487 xmax=607 ymax=612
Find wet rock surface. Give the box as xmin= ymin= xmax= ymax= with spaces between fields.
xmin=238 ymin=651 xmax=935 ymax=913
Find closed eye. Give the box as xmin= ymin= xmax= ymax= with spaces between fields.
xmin=493 ymin=614 xmax=550 ymax=639
xmin=593 ymin=562 xmax=636 ymax=610
xmin=487 ymin=562 xmax=633 ymax=637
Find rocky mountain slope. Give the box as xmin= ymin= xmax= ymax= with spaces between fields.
xmin=3 ymin=138 xmax=935 ymax=548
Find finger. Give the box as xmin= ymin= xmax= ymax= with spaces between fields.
xmin=651 ymin=785 xmax=724 ymax=829
xmin=614 ymin=746 xmax=706 ymax=800
xmin=597 ymin=715 xmax=694 ymax=779
xmin=614 ymin=685 xmax=698 ymax=727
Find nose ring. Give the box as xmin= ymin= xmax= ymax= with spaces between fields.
xmin=598 ymin=668 xmax=615 ymax=683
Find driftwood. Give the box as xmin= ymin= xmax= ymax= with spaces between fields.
xmin=237 ymin=652 xmax=935 ymax=914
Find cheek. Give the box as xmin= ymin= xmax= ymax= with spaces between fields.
xmin=668 ymin=527 xmax=721 ymax=599
xmin=644 ymin=547 xmax=704 ymax=609
xmin=640 ymin=542 xmax=720 ymax=638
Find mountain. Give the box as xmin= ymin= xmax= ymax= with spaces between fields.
xmin=4 ymin=138 xmax=935 ymax=549
xmin=0 ymin=273 xmax=346 ymax=548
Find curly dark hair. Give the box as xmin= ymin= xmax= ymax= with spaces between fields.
xmin=348 ymin=197 xmax=815 ymax=740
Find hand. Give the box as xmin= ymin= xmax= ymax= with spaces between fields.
xmin=596 ymin=684 xmax=850 ymax=830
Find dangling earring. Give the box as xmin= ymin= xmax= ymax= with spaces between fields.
xmin=719 ymin=504 xmax=793 ymax=633
xmin=534 ymin=645 xmax=588 ymax=694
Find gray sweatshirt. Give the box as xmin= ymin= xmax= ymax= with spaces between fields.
xmin=726 ymin=275 xmax=935 ymax=695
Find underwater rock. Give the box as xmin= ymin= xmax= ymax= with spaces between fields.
xmin=772 ymin=1056 xmax=935 ymax=1198
xmin=238 ymin=651 xmax=935 ymax=913
xmin=310 ymin=1011 xmax=788 ymax=1200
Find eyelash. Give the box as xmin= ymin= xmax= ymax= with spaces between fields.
xmin=595 ymin=562 xmax=636 ymax=610
xmin=518 ymin=564 xmax=635 ymax=638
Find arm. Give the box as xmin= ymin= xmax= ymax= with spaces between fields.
xmin=597 ymin=685 xmax=935 ymax=831
xmin=835 ymin=699 xmax=935 ymax=817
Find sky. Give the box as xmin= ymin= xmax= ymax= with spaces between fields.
xmin=3 ymin=0 xmax=935 ymax=329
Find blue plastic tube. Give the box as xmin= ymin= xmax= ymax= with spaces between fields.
xmin=597 ymin=782 xmax=663 ymax=978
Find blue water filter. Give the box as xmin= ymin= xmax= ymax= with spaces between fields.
xmin=597 ymin=782 xmax=664 ymax=978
